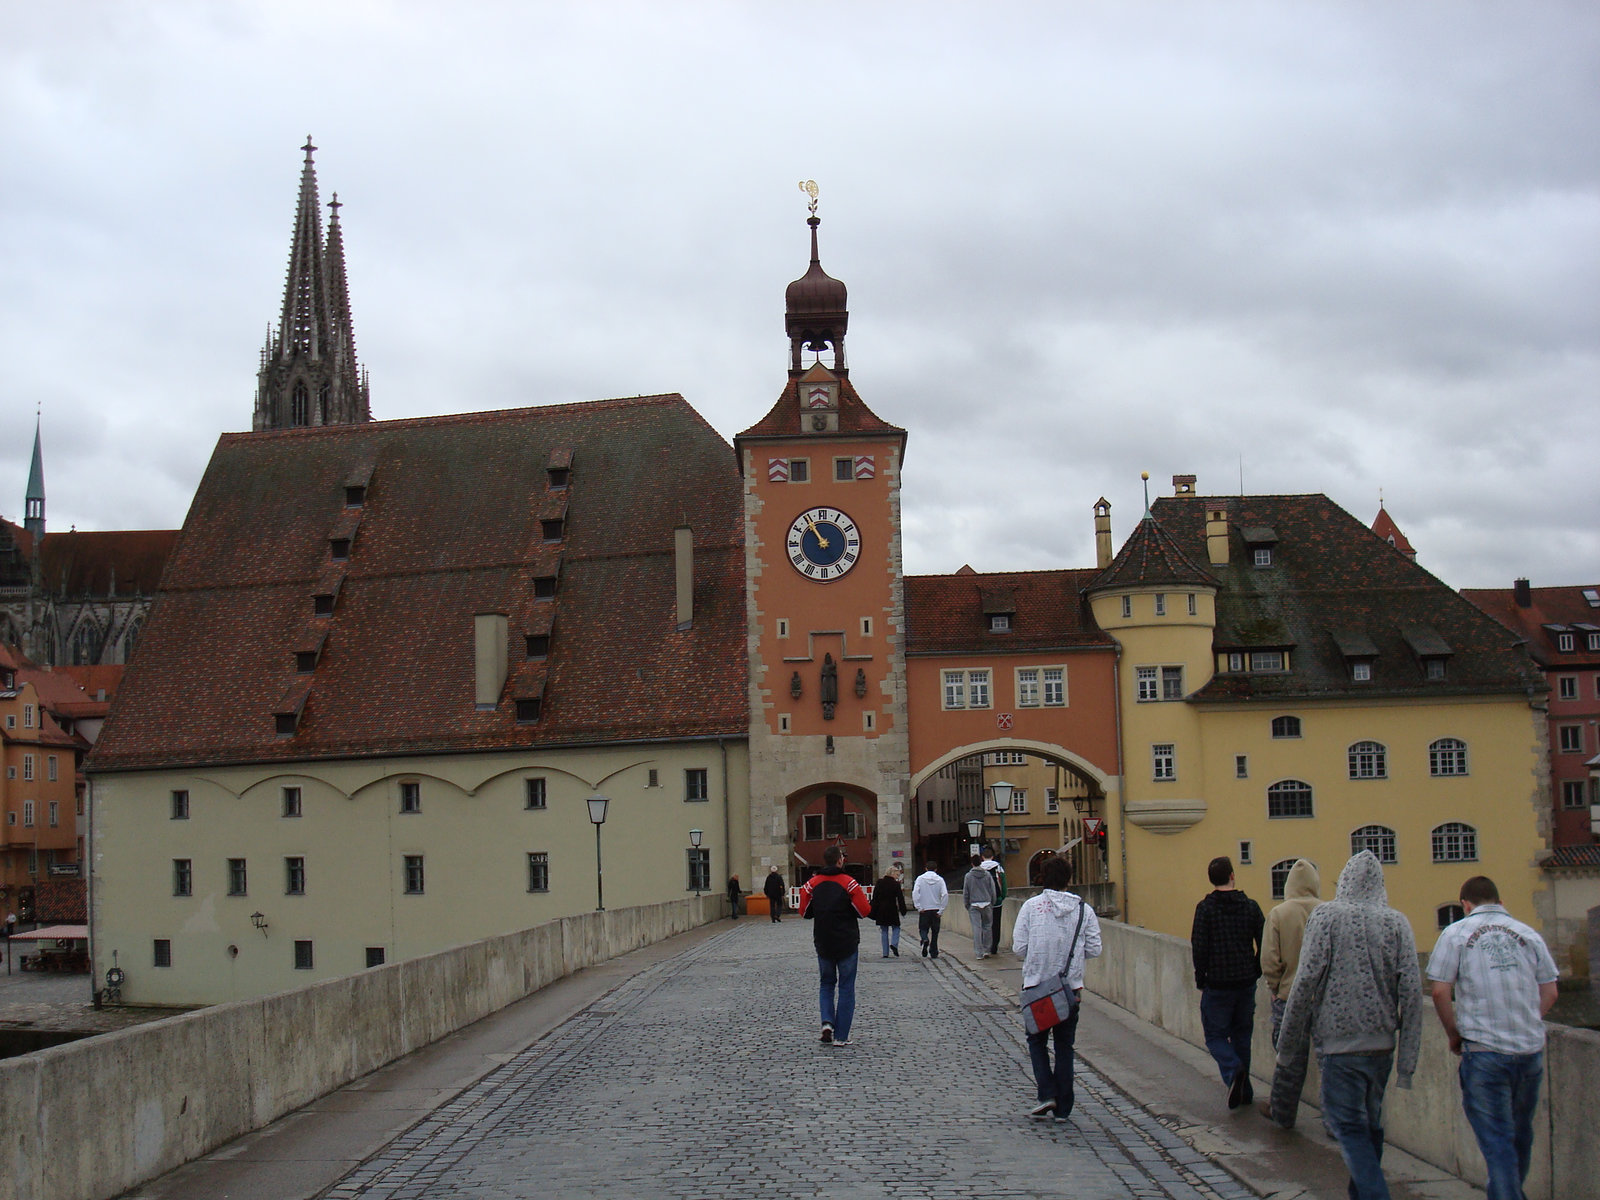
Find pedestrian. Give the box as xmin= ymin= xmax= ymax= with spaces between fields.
xmin=763 ymin=866 xmax=786 ymax=923
xmin=798 ymin=845 xmax=871 ymax=1046
xmin=1262 ymin=858 xmax=1322 ymax=1046
xmin=963 ymin=854 xmax=997 ymax=959
xmin=1013 ymin=854 xmax=1101 ymax=1120
xmin=1426 ymin=875 xmax=1558 ymax=1200
xmin=981 ymin=846 xmax=1007 ymax=956
xmin=870 ymin=864 xmax=908 ymax=957
xmin=912 ymin=862 xmax=948 ymax=958
xmin=1276 ymin=850 xmax=1422 ymax=1200
xmin=1191 ymin=854 xmax=1265 ymax=1109
xmin=726 ymin=874 xmax=742 ymax=919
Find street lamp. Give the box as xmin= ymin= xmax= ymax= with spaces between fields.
xmin=587 ymin=794 xmax=610 ymax=911
xmin=965 ymin=817 xmax=984 ymax=859
xmin=990 ymin=779 xmax=1013 ymax=876
xmin=689 ymin=828 xmax=704 ymax=896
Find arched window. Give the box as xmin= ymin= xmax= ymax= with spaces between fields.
xmin=122 ymin=616 xmax=143 ymax=660
xmin=1351 ymin=824 xmax=1397 ymax=864
xmin=291 ymin=381 xmax=310 ymax=427
xmin=1270 ymin=858 xmax=1299 ymax=900
xmin=1430 ymin=822 xmax=1477 ymax=863
xmin=72 ymin=622 xmax=101 ymax=666
xmin=1270 ymin=715 xmax=1302 ymax=739
xmin=1266 ymin=780 xmax=1314 ymax=819
xmin=1428 ymin=738 xmax=1468 ymax=777
xmin=1437 ymin=904 xmax=1464 ymax=929
xmin=1348 ymin=741 xmax=1387 ymax=780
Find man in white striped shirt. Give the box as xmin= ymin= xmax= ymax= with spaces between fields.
xmin=1426 ymin=876 xmax=1558 ymax=1200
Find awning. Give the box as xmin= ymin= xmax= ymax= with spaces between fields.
xmin=9 ymin=924 xmax=88 ymax=941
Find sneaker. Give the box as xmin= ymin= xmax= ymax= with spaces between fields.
xmin=831 ymin=1038 xmax=852 ymax=1047
xmin=1227 ymin=1071 xmax=1246 ymax=1110
xmin=920 ymin=943 xmax=929 ymax=957
xmin=1028 ymin=1099 xmax=1057 ymax=1120
xmin=820 ymin=1024 xmax=833 ymax=1045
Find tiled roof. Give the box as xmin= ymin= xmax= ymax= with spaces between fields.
xmin=736 ymin=376 xmax=906 ymax=443
xmin=1088 ymin=515 xmax=1216 ymax=591
xmin=906 ymin=569 xmax=1113 ymax=655
xmin=1460 ymin=584 xmax=1600 ymax=668
xmin=1543 ymin=845 xmax=1600 ymax=870
xmin=1148 ymin=495 xmax=1545 ymax=702
xmin=1370 ymin=505 xmax=1415 ymax=555
xmin=89 ymin=396 xmax=747 ymax=772
xmin=37 ymin=529 xmax=178 ymax=596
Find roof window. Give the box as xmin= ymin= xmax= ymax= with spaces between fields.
xmin=533 ymin=576 xmax=557 ymax=599
xmin=541 ymin=519 xmax=565 ymax=542
xmin=313 ymin=593 xmax=335 ymax=617
xmin=275 ymin=713 xmax=298 ymax=736
xmin=547 ymin=467 xmax=569 ymax=489
xmin=515 ymin=697 xmax=542 ymax=724
xmin=344 ymin=485 xmax=366 ymax=507
xmin=329 ymin=537 xmax=351 ymax=562
xmin=525 ymin=634 xmax=549 ymax=659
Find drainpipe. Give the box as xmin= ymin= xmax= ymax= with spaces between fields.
xmin=1112 ymin=649 xmax=1130 ymax=923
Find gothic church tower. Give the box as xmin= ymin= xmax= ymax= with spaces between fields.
xmin=253 ymin=139 xmax=371 ymax=431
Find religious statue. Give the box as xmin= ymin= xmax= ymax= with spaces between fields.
xmin=820 ymin=652 xmax=838 ymax=720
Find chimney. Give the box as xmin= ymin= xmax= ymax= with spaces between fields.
xmin=1172 ymin=474 xmax=1197 ymax=497
xmin=1513 ymin=578 xmax=1532 ymax=608
xmin=1206 ymin=507 xmax=1230 ymax=566
xmin=473 ymin=614 xmax=508 ymax=708
xmin=675 ymin=525 xmax=694 ymax=629
xmin=1093 ymin=499 xmax=1113 ymax=570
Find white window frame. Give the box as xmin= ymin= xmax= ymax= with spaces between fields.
xmin=1042 ymin=667 xmax=1065 ymax=706
xmin=22 ymin=755 xmax=33 ymax=782
xmin=1045 ymin=788 xmax=1059 ymax=815
xmin=1557 ymin=632 xmax=1574 ymax=652
xmin=1430 ymin=822 xmax=1478 ymax=863
xmin=1250 ymin=650 xmax=1285 ymax=672
xmin=22 ymin=704 xmax=34 ymax=728
xmin=1351 ymin=824 xmax=1398 ymax=864
xmin=22 ymin=800 xmax=33 ymax=827
xmin=1161 ymin=666 xmax=1184 ymax=700
xmin=1428 ymin=738 xmax=1468 ymax=777
xmin=1253 ymin=547 xmax=1273 ymax=567
xmin=1154 ymin=594 xmax=1166 ymax=616
xmin=1016 ymin=668 xmax=1040 ymax=707
xmin=1187 ymin=593 xmax=1197 ymax=616
xmin=1558 ymin=676 xmax=1578 ymax=700
xmin=1151 ymin=744 xmax=1175 ymax=781
xmin=967 ymin=669 xmax=991 ymax=709
xmin=943 ymin=670 xmax=967 ymax=709
xmin=1120 ymin=595 xmax=1132 ymax=619
xmin=526 ymin=777 xmax=547 ymax=809
xmin=1348 ymin=741 xmax=1387 ymax=780
xmin=1352 ymin=661 xmax=1372 ymax=682
xmin=1009 ymin=788 xmax=1028 ymax=814
xmin=1135 ymin=666 xmax=1158 ymax=702
xmin=1557 ymin=726 xmax=1583 ymax=754
xmin=1235 ymin=754 xmax=1248 ymax=779
xmin=47 ymin=801 xmax=57 ymax=828
xmin=46 ymin=755 xmax=56 ymax=782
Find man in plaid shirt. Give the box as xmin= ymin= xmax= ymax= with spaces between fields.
xmin=1427 ymin=876 xmax=1558 ymax=1200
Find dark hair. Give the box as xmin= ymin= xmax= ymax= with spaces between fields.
xmin=971 ymin=854 xmax=983 ymax=868
xmin=924 ymin=861 xmax=939 ymax=873
xmin=1207 ymin=856 xmax=1234 ymax=887
xmin=1460 ymin=875 xmax=1499 ymax=906
xmin=823 ymin=846 xmax=843 ymax=868
xmin=1039 ymin=856 xmax=1073 ymax=890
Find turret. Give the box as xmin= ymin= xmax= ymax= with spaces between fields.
xmin=23 ymin=417 xmax=44 ymax=540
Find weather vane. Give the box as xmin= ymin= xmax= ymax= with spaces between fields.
xmin=798 ymin=179 xmax=819 ymax=217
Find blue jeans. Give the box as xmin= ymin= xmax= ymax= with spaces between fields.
xmin=1459 ymin=1049 xmax=1543 ymax=1200
xmin=818 ymin=952 xmax=859 ymax=1040
xmin=1027 ymin=994 xmax=1081 ymax=1116
xmin=1199 ymin=985 xmax=1255 ymax=1085
xmin=878 ymin=925 xmax=900 ymax=955
xmin=1319 ymin=1051 xmax=1393 ymax=1200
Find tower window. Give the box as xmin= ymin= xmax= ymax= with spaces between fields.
xmin=281 ymin=786 xmax=302 ymax=817
xmin=291 ymin=382 xmax=309 ymax=427
xmin=787 ymin=459 xmax=809 ymax=483
xmin=399 ymin=781 xmax=421 ymax=813
xmin=1154 ymin=594 xmax=1166 ymax=616
xmin=834 ymin=458 xmax=854 ymax=482
xmin=1120 ymin=596 xmax=1132 ymax=619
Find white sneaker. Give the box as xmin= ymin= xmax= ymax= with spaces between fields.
xmin=1029 ymin=1099 xmax=1056 ymax=1119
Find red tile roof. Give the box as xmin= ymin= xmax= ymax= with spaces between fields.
xmin=906 ymin=569 xmax=1113 ymax=655
xmin=1088 ymin=514 xmax=1216 ymax=592
xmin=89 ymin=396 xmax=747 ymax=772
xmin=37 ymin=529 xmax=177 ymax=596
xmin=736 ymin=376 xmax=906 ymax=443
xmin=1460 ymin=584 xmax=1600 ymax=668
xmin=1370 ymin=505 xmax=1415 ymax=555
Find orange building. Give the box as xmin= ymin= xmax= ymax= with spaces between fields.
xmin=0 ymin=652 xmax=81 ymax=911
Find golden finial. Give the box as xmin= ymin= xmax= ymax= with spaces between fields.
xmin=798 ymin=180 xmax=819 ymax=217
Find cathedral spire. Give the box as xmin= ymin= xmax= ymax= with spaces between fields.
xmin=23 ymin=414 xmax=44 ymax=540
xmin=253 ymin=138 xmax=370 ymax=431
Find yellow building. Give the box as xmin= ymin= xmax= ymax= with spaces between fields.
xmin=1088 ymin=482 xmax=1548 ymax=951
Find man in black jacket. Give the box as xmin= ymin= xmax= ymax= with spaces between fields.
xmin=798 ymin=846 xmax=872 ymax=1046
xmin=1191 ymin=855 xmax=1265 ymax=1109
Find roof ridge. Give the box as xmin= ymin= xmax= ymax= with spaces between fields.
xmin=223 ymin=394 xmax=690 ymax=442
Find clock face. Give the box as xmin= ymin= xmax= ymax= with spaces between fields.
xmin=787 ymin=507 xmax=860 ymax=581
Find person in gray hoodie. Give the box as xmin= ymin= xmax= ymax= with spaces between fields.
xmin=1275 ymin=851 xmax=1422 ymax=1200
xmin=963 ymin=855 xmax=998 ymax=959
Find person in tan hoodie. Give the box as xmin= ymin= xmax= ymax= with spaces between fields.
xmin=1261 ymin=858 xmax=1322 ymax=1047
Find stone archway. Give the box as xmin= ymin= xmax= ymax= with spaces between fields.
xmin=785 ymin=782 xmax=878 ymax=886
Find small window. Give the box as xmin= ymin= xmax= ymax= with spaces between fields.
xmin=1235 ymin=755 xmax=1248 ymax=779
xmin=1187 ymin=593 xmax=1197 ymax=616
xmin=1120 ymin=595 xmax=1132 ymax=619
xmin=1237 ymin=840 xmax=1252 ymax=866
xmin=1557 ymin=632 xmax=1575 ymax=652
xmin=1227 ymin=652 xmax=1245 ymax=672
xmin=516 ymin=698 xmax=542 ymax=723
xmin=1425 ymin=658 xmax=1446 ymax=681
xmin=527 ymin=852 xmax=549 ymax=893
xmin=647 ymin=769 xmax=659 ymax=787
xmin=1351 ymin=824 xmax=1397 ymax=864
xmin=1042 ymin=667 xmax=1065 ymax=706
xmin=834 ymin=457 xmax=854 ymax=482
xmin=22 ymin=704 xmax=34 ymax=728
xmin=1558 ymin=725 xmax=1583 ymax=753
xmin=1250 ymin=651 xmax=1284 ymax=672
xmin=1589 ymin=632 xmax=1600 ymax=652
xmin=403 ymin=855 xmax=424 ymax=894
xmin=778 ymin=714 xmax=790 ymax=732
xmin=1136 ymin=666 xmax=1158 ymax=702
xmin=329 ymin=538 xmax=350 ymax=561
xmin=47 ymin=801 xmax=57 ymax=827
xmin=295 ymin=650 xmax=318 ymax=673
xmin=1161 ymin=666 xmax=1184 ymax=700
xmin=282 ymin=786 xmax=302 ymax=817
xmin=3 ymin=715 xmax=10 ymax=730
xmin=1437 ymin=904 xmax=1464 ymax=930
xmin=345 ymin=485 xmax=366 ymax=507
xmin=1151 ymin=744 xmax=1175 ymax=781
xmin=863 ymin=710 xmax=876 ymax=731
xmin=1045 ymin=788 xmax=1059 ymax=815
xmin=153 ymin=939 xmax=172 ymax=968
xmin=525 ymin=778 xmax=547 ymax=809
xmin=1267 ymin=780 xmax=1314 ymax=819
xmin=547 ymin=467 xmax=569 ymax=489
xmin=1348 ymin=741 xmax=1387 ymax=779
xmin=313 ymin=593 xmax=334 ymax=617
xmin=541 ymin=519 xmax=564 ymax=542
xmin=173 ymin=859 xmax=192 ymax=897
xmin=294 ymin=940 xmax=314 ymax=970
xmin=787 ymin=459 xmax=809 ymax=483
xmin=22 ymin=800 xmax=33 ymax=827
xmin=1271 ymin=715 xmax=1301 ymax=739
xmin=366 ymin=947 xmax=386 ymax=968
xmin=803 ymin=813 xmax=824 ymax=841
xmin=227 ymin=858 xmax=248 ymax=896
xmin=1016 ymin=668 xmax=1039 ymax=707
xmin=1253 ymin=548 xmax=1272 ymax=567
xmin=685 ymin=768 xmax=709 ymax=802
xmin=276 ymin=713 xmax=298 ymax=736
xmin=1428 ymin=738 xmax=1468 ymax=777
xmin=399 ymin=781 xmax=421 ymax=813
xmin=687 ymin=847 xmax=711 ymax=891
xmin=1154 ymin=594 xmax=1166 ymax=616
xmin=533 ymin=576 xmax=557 ymax=599
xmin=22 ymin=755 xmax=33 ymax=782
xmin=1270 ymin=859 xmax=1298 ymax=900
xmin=1558 ymin=677 xmax=1578 ymax=701
xmin=286 ymin=856 xmax=306 ymax=895
xmin=1430 ymin=822 xmax=1477 ymax=863
xmin=860 ymin=617 xmax=872 ymax=637
xmin=777 ymin=619 xmax=790 ymax=638
xmin=1562 ymin=781 xmax=1588 ymax=809
xmin=1352 ymin=661 xmax=1372 ymax=682
xmin=989 ymin=614 xmax=1011 ymax=633
xmin=525 ymin=634 xmax=549 ymax=659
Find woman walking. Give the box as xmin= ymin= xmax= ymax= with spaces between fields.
xmin=870 ymin=864 xmax=908 ymax=957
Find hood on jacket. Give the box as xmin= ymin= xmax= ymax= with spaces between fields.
xmin=1284 ymin=859 xmax=1321 ymax=901
xmin=1040 ymin=888 xmax=1081 ymax=918
xmin=1333 ymin=850 xmax=1387 ymax=907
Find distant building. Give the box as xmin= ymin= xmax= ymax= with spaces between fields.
xmin=1370 ymin=501 xmax=1416 ymax=561
xmin=0 ymin=646 xmax=85 ymax=914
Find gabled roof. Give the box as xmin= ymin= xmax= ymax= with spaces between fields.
xmin=37 ymin=530 xmax=178 ymax=597
xmin=1371 ymin=504 xmax=1415 ymax=556
xmin=1148 ymin=494 xmax=1543 ymax=702
xmin=735 ymin=375 xmax=906 ymax=444
xmin=1088 ymin=515 xmax=1216 ymax=592
xmin=906 ymin=569 xmax=1113 ymax=655
xmin=1460 ymin=583 xmax=1600 ymax=668
xmin=90 ymin=395 xmax=747 ymax=772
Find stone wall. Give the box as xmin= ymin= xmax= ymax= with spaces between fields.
xmin=1084 ymin=918 xmax=1600 ymax=1200
xmin=0 ymin=894 xmax=723 ymax=1200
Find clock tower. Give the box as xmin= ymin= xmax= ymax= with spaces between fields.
xmin=735 ymin=206 xmax=911 ymax=884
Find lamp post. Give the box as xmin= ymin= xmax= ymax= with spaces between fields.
xmin=586 ymin=794 xmax=610 ymax=911
xmin=990 ymin=779 xmax=1013 ymax=877
xmin=689 ymin=828 xmax=704 ymax=896
xmin=965 ymin=817 xmax=984 ymax=860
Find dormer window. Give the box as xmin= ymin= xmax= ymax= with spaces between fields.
xmin=547 ymin=467 xmax=569 ymax=489
xmin=989 ymin=614 xmax=1011 ymax=633
xmin=1352 ymin=661 xmax=1372 ymax=682
xmin=515 ymin=698 xmax=542 ymax=724
xmin=541 ymin=519 xmax=565 ymax=542
xmin=313 ymin=593 xmax=335 ymax=617
xmin=295 ymin=651 xmax=318 ymax=673
xmin=1252 ymin=548 xmax=1272 ymax=567
xmin=1557 ymin=632 xmax=1575 ymax=653
xmin=1425 ymin=658 xmax=1447 ymax=680
xmin=344 ymin=485 xmax=366 ymax=507
xmin=329 ymin=538 xmax=350 ymax=561
xmin=533 ymin=576 xmax=557 ymax=599
xmin=525 ymin=634 xmax=549 ymax=659
xmin=275 ymin=713 xmax=298 ymax=736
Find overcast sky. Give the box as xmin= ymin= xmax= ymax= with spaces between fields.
xmin=2 ymin=1 xmax=1595 ymax=590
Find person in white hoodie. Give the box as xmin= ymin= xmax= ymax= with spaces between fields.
xmin=1012 ymin=855 xmax=1102 ymax=1120
xmin=911 ymin=863 xmax=949 ymax=959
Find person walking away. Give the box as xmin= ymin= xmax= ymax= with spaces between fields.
xmin=1013 ymin=855 xmax=1101 ymax=1121
xmin=798 ymin=846 xmax=871 ymax=1046
xmin=726 ymin=875 xmax=743 ymax=919
xmin=763 ymin=866 xmax=786 ymax=923
xmin=1191 ymin=855 xmax=1265 ymax=1109
xmin=1426 ymin=875 xmax=1558 ymax=1200
xmin=1276 ymin=851 xmax=1421 ymax=1200
xmin=1260 ymin=858 xmax=1322 ymax=1126
xmin=870 ymin=864 xmax=908 ymax=957
xmin=981 ymin=846 xmax=1007 ymax=956
xmin=964 ymin=855 xmax=997 ymax=959
xmin=911 ymin=862 xmax=948 ymax=958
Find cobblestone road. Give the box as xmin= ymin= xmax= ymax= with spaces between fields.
xmin=322 ymin=921 xmax=1256 ymax=1200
